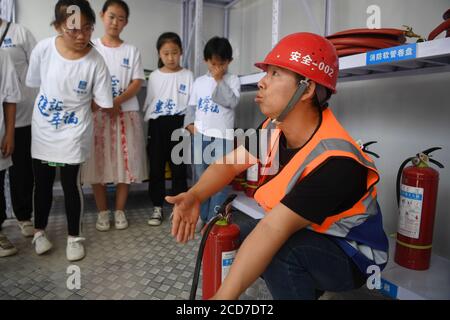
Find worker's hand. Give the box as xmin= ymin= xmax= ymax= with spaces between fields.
xmin=166 ymin=192 xmax=201 ymax=243
xmin=1 ymin=133 xmax=14 ymax=158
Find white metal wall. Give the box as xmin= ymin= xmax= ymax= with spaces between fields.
xmin=15 ymin=0 xmax=224 ymax=71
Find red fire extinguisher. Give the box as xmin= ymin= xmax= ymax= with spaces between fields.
xmin=190 ymin=194 xmax=240 ymax=300
xmin=245 ymin=162 xmax=260 ymax=197
xmin=394 ymin=147 xmax=444 ymax=270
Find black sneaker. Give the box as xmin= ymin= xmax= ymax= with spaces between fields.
xmin=148 ymin=207 xmax=163 ymax=226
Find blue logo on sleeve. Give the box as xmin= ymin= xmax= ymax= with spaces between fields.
xmin=1 ymin=38 xmax=15 ymax=48
xmin=78 ymin=81 xmax=88 ymax=90
xmin=180 ymin=84 xmax=186 ymax=92
xmin=121 ymin=58 xmax=131 ymax=69
xmin=178 ymin=84 xmax=188 ymax=95
xmin=73 ymin=81 xmax=88 ymax=95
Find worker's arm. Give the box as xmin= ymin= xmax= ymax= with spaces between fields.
xmin=166 ymin=145 xmax=257 ymax=243
xmin=212 ymin=203 xmax=311 ymax=300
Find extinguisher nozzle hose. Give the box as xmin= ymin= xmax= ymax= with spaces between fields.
xmin=396 ymin=157 xmax=415 ymax=206
xmin=189 ymin=214 xmax=222 ymax=300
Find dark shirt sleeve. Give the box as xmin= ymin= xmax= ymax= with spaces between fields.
xmin=281 ymin=157 xmax=368 ymax=225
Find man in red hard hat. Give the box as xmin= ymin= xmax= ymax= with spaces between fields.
xmin=167 ymin=32 xmax=388 ymax=300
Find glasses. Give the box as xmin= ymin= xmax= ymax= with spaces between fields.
xmin=62 ymin=25 xmax=94 ymax=37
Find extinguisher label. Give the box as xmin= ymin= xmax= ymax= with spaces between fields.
xmin=247 ymin=164 xmax=259 ymax=182
xmin=398 ymin=184 xmax=424 ymax=239
xmin=222 ymin=250 xmax=237 ymax=282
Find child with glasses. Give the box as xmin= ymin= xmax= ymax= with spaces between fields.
xmin=25 ymin=0 xmax=113 ymax=261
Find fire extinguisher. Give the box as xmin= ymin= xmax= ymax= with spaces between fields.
xmin=190 ymin=194 xmax=240 ymax=300
xmin=245 ymin=162 xmax=260 ymax=197
xmin=394 ymin=147 xmax=444 ymax=270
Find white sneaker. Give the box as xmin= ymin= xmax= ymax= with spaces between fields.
xmin=96 ymin=210 xmax=111 ymax=231
xmin=114 ymin=210 xmax=128 ymax=230
xmin=18 ymin=220 xmax=34 ymax=237
xmin=0 ymin=232 xmax=18 ymax=257
xmin=148 ymin=207 xmax=163 ymax=226
xmin=66 ymin=237 xmax=86 ymax=262
xmin=32 ymin=231 xmax=52 ymax=255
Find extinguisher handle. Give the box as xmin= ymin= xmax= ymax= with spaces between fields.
xmin=362 ymin=141 xmax=380 ymax=158
xmin=362 ymin=141 xmax=378 ymax=148
xmin=396 ymin=157 xmax=416 ymax=206
xmin=216 ymin=194 xmax=238 ymax=216
xmin=364 ymin=150 xmax=380 ymax=159
xmin=429 ymin=158 xmax=445 ymax=169
xmin=422 ymin=147 xmax=444 ymax=168
xmin=422 ymin=146 xmax=442 ymax=156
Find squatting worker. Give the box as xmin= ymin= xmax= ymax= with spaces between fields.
xmin=166 ymin=32 xmax=389 ymax=300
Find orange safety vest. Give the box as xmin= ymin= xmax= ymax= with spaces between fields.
xmin=254 ymin=108 xmax=389 ymax=272
xmin=254 ymin=108 xmax=379 ymax=235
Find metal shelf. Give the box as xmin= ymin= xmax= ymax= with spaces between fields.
xmin=232 ymin=192 xmax=450 ymax=300
xmin=239 ymin=37 xmax=450 ymax=89
xmin=380 ymin=238 xmax=450 ymax=300
xmin=231 ymin=191 xmax=264 ymax=220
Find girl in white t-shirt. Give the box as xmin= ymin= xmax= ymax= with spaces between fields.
xmin=144 ymin=32 xmax=193 ymax=226
xmin=0 ymin=50 xmax=21 ymax=258
xmin=0 ymin=18 xmax=37 ymax=238
xmin=82 ymin=0 xmax=148 ymax=231
xmin=25 ymin=0 xmax=113 ymax=262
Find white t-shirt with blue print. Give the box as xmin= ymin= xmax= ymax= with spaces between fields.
xmin=92 ymin=38 xmax=145 ymax=112
xmin=187 ymin=73 xmax=240 ymax=140
xmin=26 ymin=36 xmax=113 ymax=164
xmin=143 ymin=68 xmax=193 ymax=121
xmin=0 ymin=22 xmax=37 ymax=127
xmin=0 ymin=50 xmax=22 ymax=170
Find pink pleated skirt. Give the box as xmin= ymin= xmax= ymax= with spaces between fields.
xmin=82 ymin=110 xmax=148 ymax=185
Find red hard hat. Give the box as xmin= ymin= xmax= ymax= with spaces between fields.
xmin=255 ymin=32 xmax=339 ymax=93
